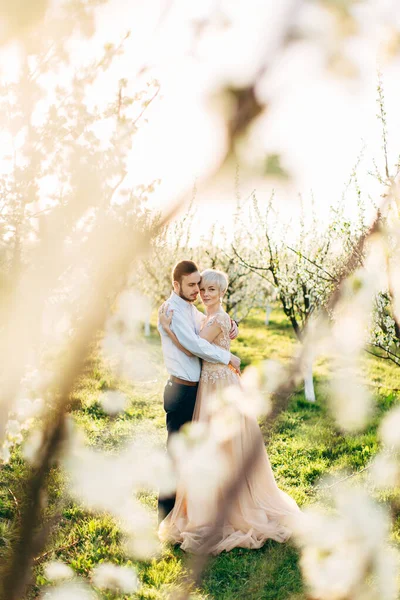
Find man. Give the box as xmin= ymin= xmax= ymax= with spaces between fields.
xmin=157 ymin=260 xmax=240 ymax=520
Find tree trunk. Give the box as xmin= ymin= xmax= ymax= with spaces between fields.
xmin=144 ymin=303 xmax=152 ymax=337
xmin=144 ymin=314 xmax=151 ymax=337
xmin=265 ymin=303 xmax=272 ymax=325
xmin=303 ymin=356 xmax=316 ymax=402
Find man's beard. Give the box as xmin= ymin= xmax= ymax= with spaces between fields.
xmin=178 ymin=289 xmax=196 ymax=303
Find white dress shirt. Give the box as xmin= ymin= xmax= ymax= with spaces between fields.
xmin=158 ymin=292 xmax=231 ymax=382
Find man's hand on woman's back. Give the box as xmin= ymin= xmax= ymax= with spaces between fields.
xmin=229 ymin=353 xmax=241 ymax=373
xmin=229 ymin=319 xmax=239 ymax=340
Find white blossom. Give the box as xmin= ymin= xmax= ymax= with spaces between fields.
xmin=92 ymin=562 xmax=139 ymax=593
xmin=115 ymin=290 xmax=150 ymax=332
xmin=290 ymin=486 xmax=398 ymax=600
xmin=263 ymin=359 xmax=288 ymax=394
xmin=40 ymin=582 xmax=95 ymax=600
xmin=0 ymin=442 xmax=11 ymax=463
xmin=6 ymin=420 xmax=23 ymax=443
xmin=380 ymin=406 xmax=400 ymax=449
xmin=330 ymin=366 xmax=373 ymax=432
xmin=124 ymin=530 xmax=161 ymax=560
xmin=168 ymin=424 xmax=230 ymax=515
xmin=209 ymin=399 xmax=242 ymax=442
xmin=15 ymin=397 xmax=44 ymax=421
xmin=62 ymin=423 xmax=174 ymax=560
xmin=102 ymin=291 xmax=156 ymax=382
xmin=43 ymin=561 xmax=74 ymax=582
xmin=239 ymin=365 xmax=271 ymax=418
xmin=22 ymin=429 xmax=44 ymax=467
xmin=369 ymin=453 xmax=400 ymax=489
xmin=300 ymin=544 xmax=367 ymax=600
xmin=102 ymin=335 xmax=156 ymax=382
xmin=332 ymin=311 xmax=367 ymax=356
xmin=99 ymin=390 xmax=128 ymax=416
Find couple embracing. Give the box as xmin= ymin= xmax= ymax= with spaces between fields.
xmin=157 ymin=260 xmax=300 ymax=555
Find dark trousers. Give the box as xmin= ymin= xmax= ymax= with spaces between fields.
xmin=158 ymin=379 xmax=198 ymax=522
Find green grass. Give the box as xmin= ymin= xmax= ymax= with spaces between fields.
xmin=1 ymin=307 xmax=400 ymax=599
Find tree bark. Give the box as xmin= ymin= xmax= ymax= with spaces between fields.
xmin=303 ymin=356 xmax=316 ymax=402
xmin=144 ymin=304 xmax=152 ymax=337
xmin=265 ymin=303 xmax=272 ymax=325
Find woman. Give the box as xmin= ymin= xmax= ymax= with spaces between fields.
xmin=158 ymin=268 xmax=300 ymax=554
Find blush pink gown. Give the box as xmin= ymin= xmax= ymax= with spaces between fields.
xmin=159 ymin=311 xmax=300 ymax=555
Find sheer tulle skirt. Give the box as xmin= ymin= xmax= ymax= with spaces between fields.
xmin=159 ymin=367 xmax=300 ymax=555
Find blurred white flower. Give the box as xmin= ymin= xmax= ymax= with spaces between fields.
xmin=15 ymin=397 xmax=44 ymax=421
xmin=121 ymin=436 xmax=177 ymax=496
xmin=20 ymin=367 xmax=54 ymax=398
xmin=374 ymin=543 xmax=400 ymax=600
xmin=169 ymin=425 xmax=230 ymax=512
xmin=291 ymin=486 xmax=398 ymax=600
xmin=99 ymin=390 xmax=128 ymax=416
xmin=238 ymin=365 xmax=271 ymax=418
xmin=116 ymin=290 xmax=151 ymax=331
xmin=44 ymin=561 xmax=74 ymax=582
xmin=102 ymin=335 xmax=156 ymax=382
xmin=40 ymin=581 xmax=95 ymax=600
xmin=204 ymin=369 xmax=270 ymax=436
xmin=92 ymin=562 xmax=139 ymax=593
xmin=330 ymin=365 xmax=373 ymax=432
xmin=380 ymin=406 xmax=400 ymax=449
xmin=62 ymin=423 xmax=175 ymax=560
xmin=370 ymin=453 xmax=400 ymax=489
xmin=263 ymin=359 xmax=287 ymax=393
xmin=300 ymin=544 xmax=366 ymax=600
xmin=332 ymin=248 xmax=384 ymax=360
xmin=102 ymin=290 xmax=156 ymax=383
xmin=209 ymin=400 xmax=242 ymax=442
xmin=6 ymin=419 xmax=22 ymax=442
xmin=332 ymin=309 xmax=367 ymax=356
xmin=64 ymin=444 xmax=134 ymax=516
xmin=41 ymin=305 xmax=72 ymax=347
xmin=22 ymin=429 xmax=44 ymax=467
xmin=65 ymin=430 xmax=176 ymax=516
xmin=124 ymin=530 xmax=161 ymax=560
xmin=0 ymin=442 xmax=11 ymax=463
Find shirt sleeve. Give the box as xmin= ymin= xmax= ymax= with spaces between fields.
xmin=171 ymin=309 xmax=230 ymax=364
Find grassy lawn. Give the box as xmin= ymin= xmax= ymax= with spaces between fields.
xmin=1 ymin=307 xmax=399 ymax=599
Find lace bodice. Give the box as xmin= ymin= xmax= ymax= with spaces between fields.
xmin=200 ymin=312 xmax=234 ymax=384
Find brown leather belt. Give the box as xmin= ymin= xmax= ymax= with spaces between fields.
xmin=169 ymin=376 xmax=198 ymax=387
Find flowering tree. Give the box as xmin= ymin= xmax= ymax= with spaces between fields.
xmin=369 ymin=291 xmax=400 ymax=367
xmin=233 ymin=192 xmax=367 ymax=401
xmin=365 ymin=80 xmax=400 ymax=370
xmin=199 ymin=221 xmax=276 ymax=322
xmin=1 ymin=3 xmax=400 ymax=600
xmin=0 ymin=3 xmax=169 ymax=598
xmin=130 ymin=201 xmax=198 ymax=334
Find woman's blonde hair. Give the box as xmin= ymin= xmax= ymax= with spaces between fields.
xmin=200 ymin=268 xmax=229 ymax=295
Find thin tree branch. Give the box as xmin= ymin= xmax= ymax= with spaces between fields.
xmin=366 ymin=343 xmax=400 ymax=366
xmin=286 ymin=245 xmax=339 ymax=283
xmin=7 ymin=487 xmax=20 ymax=519
xmin=34 ymin=539 xmax=80 ymax=564
xmin=131 ymin=85 xmax=161 ymax=127
xmin=315 ymin=464 xmax=372 ymax=491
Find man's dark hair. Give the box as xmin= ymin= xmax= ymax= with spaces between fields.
xmin=172 ymin=260 xmax=199 ymax=285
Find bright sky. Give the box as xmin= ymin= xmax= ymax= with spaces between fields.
xmin=91 ymin=0 xmax=400 ymax=240
xmin=2 ymin=0 xmax=400 ymax=244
